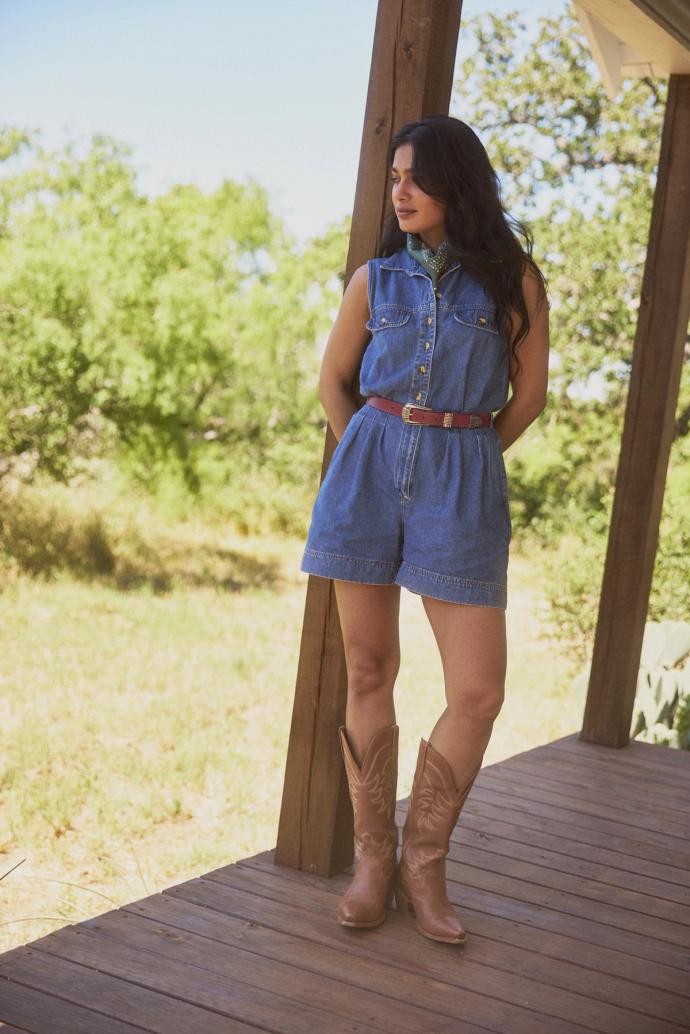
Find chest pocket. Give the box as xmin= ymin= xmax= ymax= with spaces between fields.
xmin=452 ymin=305 xmax=501 ymax=336
xmin=366 ymin=305 xmax=412 ymax=333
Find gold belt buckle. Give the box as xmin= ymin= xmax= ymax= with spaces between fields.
xmin=401 ymin=402 xmax=433 ymax=423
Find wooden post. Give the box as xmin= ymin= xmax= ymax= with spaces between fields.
xmin=275 ymin=0 xmax=464 ymax=874
xmin=581 ymin=74 xmax=690 ymax=747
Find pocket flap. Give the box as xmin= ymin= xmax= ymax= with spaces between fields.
xmin=366 ymin=305 xmax=412 ymax=331
xmin=452 ymin=306 xmax=500 ymax=334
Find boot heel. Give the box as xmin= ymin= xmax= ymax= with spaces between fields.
xmin=395 ymin=885 xmax=415 ymax=916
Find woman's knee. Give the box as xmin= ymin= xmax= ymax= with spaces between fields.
xmin=448 ymin=683 xmax=505 ymax=721
xmin=345 ymin=645 xmax=400 ymax=698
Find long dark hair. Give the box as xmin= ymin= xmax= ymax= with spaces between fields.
xmin=379 ymin=115 xmax=549 ymax=379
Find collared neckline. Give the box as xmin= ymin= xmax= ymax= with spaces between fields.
xmin=380 ymin=245 xmax=462 ymax=280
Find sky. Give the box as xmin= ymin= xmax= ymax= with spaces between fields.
xmin=0 ymin=0 xmax=572 ymax=245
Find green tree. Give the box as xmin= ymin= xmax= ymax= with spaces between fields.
xmin=0 ymin=127 xmax=342 ymax=507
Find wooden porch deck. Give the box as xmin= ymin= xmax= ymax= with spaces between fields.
xmin=1 ymin=732 xmax=689 ymax=1033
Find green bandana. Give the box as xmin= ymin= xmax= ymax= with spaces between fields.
xmin=406 ymin=232 xmax=457 ymax=288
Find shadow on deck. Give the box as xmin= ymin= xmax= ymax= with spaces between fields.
xmin=1 ymin=732 xmax=689 ymax=1033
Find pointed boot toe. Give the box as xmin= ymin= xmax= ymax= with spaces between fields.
xmin=419 ymin=908 xmax=466 ymax=943
xmin=337 ymin=882 xmax=390 ymax=928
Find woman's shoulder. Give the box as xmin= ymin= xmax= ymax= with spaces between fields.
xmin=362 ymin=250 xmax=407 ymax=281
xmin=346 ymin=255 xmax=398 ymax=319
xmin=342 ymin=263 xmax=370 ymax=312
xmin=370 ymin=245 xmax=406 ymax=263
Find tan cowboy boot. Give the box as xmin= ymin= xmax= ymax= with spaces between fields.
xmin=337 ymin=722 xmax=399 ymax=928
xmin=394 ymin=737 xmax=481 ymax=943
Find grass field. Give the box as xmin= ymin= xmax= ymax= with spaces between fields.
xmin=0 ymin=523 xmax=581 ymax=955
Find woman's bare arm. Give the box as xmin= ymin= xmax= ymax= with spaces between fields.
xmin=494 ymin=270 xmax=550 ymax=451
xmin=318 ymin=263 xmax=372 ymax=442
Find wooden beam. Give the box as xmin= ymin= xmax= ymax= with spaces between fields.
xmin=581 ymin=73 xmax=690 ymax=747
xmin=630 ymin=0 xmax=690 ymax=52
xmin=275 ymin=0 xmax=464 ymax=874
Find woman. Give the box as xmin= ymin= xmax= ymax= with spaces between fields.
xmin=300 ymin=115 xmax=550 ymax=944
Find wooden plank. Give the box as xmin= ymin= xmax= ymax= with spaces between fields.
xmin=546 ymin=740 xmax=690 ymax=777
xmin=516 ymin=730 xmax=690 ymax=776
xmin=86 ymin=901 xmax=484 ymax=1034
xmin=0 ymin=950 xmax=153 ymax=1033
xmin=534 ymin=750 xmax=690 ymax=797
xmin=630 ymin=0 xmax=690 ymax=50
xmin=32 ymin=936 xmax=380 ymax=1034
xmin=506 ymin=745 xmax=690 ymax=808
xmin=546 ymin=732 xmax=690 ymax=773
xmin=583 ymin=73 xmax=690 ymax=746
xmin=164 ymin=866 xmax=688 ymax=1033
xmin=240 ymin=851 xmax=690 ymax=1004
xmin=622 ymin=737 xmax=690 ymax=770
xmin=419 ymin=806 xmax=690 ymax=907
xmin=0 ymin=944 xmax=257 ymax=1034
xmin=275 ymin=0 xmax=465 ymax=877
xmin=473 ymin=767 xmax=690 ymax=841
xmin=450 ymin=781 xmax=690 ymax=867
xmin=534 ymin=751 xmax=690 ymax=797
xmin=418 ymin=811 xmax=690 ymax=928
xmin=481 ymin=749 xmax=690 ymax=818
xmin=441 ymin=800 xmax=690 ymax=889
xmin=455 ymin=794 xmax=690 ymax=876
xmin=500 ymin=752 xmax=690 ymax=814
xmin=31 ymin=908 xmax=432 ymax=1034
xmin=442 ymin=837 xmax=690 ymax=945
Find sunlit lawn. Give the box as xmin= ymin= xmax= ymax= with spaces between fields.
xmin=0 ymin=524 xmax=581 ymax=954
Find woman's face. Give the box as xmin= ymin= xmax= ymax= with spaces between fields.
xmin=391 ymin=142 xmax=446 ymax=248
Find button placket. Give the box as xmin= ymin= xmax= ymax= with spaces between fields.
xmin=411 ymin=310 xmax=435 ymax=405
xmin=402 ymin=269 xmax=453 ymax=416
xmin=410 ymin=274 xmax=442 ymax=407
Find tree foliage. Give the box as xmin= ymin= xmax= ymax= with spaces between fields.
xmin=0 ymin=129 xmax=342 ymax=500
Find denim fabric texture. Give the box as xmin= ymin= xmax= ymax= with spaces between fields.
xmin=300 ymin=245 xmax=512 ymax=608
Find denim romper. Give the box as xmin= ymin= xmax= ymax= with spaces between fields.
xmin=300 ymin=244 xmax=511 ymax=608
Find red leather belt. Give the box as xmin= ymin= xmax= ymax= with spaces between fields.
xmin=366 ymin=396 xmax=493 ymax=428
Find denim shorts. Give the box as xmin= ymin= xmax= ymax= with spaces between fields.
xmin=300 ymin=401 xmax=511 ymax=608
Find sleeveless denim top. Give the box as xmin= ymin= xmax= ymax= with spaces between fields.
xmin=360 ymin=246 xmax=509 ymax=415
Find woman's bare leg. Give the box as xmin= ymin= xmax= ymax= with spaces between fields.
xmin=333 ymin=580 xmax=401 ymax=764
xmin=420 ymin=597 xmax=506 ymax=787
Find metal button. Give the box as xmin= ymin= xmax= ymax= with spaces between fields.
xmin=425 ymin=342 xmax=431 ymax=350
xmin=415 ymin=392 xmax=422 ymax=400
xmin=435 ymin=290 xmax=442 ymax=298
xmin=419 ymin=365 xmax=426 ymax=373
xmin=380 ymin=317 xmax=387 ymax=323
xmin=426 ymin=316 xmax=432 ymax=325
xmin=478 ymin=317 xmax=486 ymax=324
